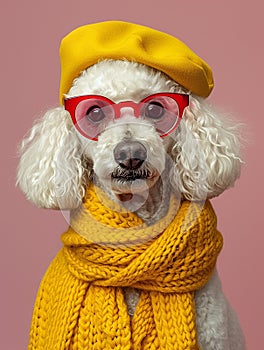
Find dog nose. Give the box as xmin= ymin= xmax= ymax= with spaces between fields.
xmin=114 ymin=141 xmax=147 ymax=170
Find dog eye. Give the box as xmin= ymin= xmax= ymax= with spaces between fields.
xmin=86 ymin=106 xmax=106 ymax=123
xmin=145 ymin=102 xmax=165 ymax=120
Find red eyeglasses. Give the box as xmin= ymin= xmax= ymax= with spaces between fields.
xmin=64 ymin=93 xmax=189 ymax=141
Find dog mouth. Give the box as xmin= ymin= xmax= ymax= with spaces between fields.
xmin=110 ymin=168 xmax=157 ymax=202
xmin=111 ymin=168 xmax=153 ymax=182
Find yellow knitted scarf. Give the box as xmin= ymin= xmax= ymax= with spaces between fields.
xmin=29 ymin=185 xmax=223 ymax=350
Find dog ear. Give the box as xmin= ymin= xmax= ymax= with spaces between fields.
xmin=17 ymin=106 xmax=90 ymax=209
xmin=170 ymin=96 xmax=243 ymax=200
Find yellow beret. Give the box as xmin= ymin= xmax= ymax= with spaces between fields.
xmin=59 ymin=21 xmax=214 ymax=104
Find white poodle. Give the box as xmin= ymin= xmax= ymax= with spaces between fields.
xmin=17 ymin=59 xmax=245 ymax=349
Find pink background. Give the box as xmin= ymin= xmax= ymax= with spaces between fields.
xmin=1 ymin=1 xmax=263 ymax=349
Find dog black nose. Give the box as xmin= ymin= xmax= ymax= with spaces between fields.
xmin=114 ymin=141 xmax=147 ymax=170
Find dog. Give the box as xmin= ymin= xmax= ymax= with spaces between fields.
xmin=17 ymin=58 xmax=245 ymax=349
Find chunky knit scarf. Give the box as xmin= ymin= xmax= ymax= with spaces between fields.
xmin=29 ymin=185 xmax=223 ymax=350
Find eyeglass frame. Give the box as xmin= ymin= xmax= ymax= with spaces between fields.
xmin=64 ymin=92 xmax=189 ymax=141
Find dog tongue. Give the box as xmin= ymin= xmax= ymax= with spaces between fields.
xmin=117 ymin=193 xmax=133 ymax=202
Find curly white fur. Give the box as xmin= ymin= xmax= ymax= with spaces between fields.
xmin=17 ymin=107 xmax=89 ymax=209
xmin=17 ymin=59 xmax=246 ymax=350
xmin=171 ymin=97 xmax=242 ymax=200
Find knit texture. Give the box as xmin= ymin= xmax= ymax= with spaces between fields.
xmin=28 ymin=185 xmax=223 ymax=350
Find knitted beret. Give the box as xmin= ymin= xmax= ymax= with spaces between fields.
xmin=59 ymin=21 xmax=214 ymax=104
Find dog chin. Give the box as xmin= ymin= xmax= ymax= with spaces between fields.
xmin=109 ymin=168 xmax=159 ymax=202
xmin=111 ymin=178 xmax=155 ymax=201
xmin=93 ymin=166 xmax=160 ymax=208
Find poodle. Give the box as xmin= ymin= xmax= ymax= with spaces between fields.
xmin=17 ymin=59 xmax=245 ymax=349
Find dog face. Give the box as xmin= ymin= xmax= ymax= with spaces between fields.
xmin=81 ymin=116 xmax=167 ymax=203
xmin=66 ymin=60 xmax=182 ymax=207
xmin=17 ymin=60 xmax=242 ymax=211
